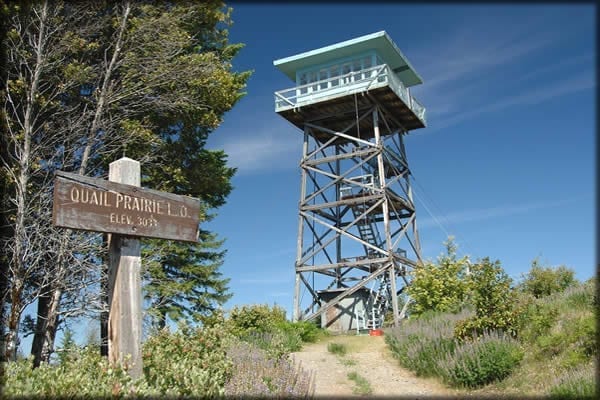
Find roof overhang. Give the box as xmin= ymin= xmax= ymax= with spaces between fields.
xmin=274 ymin=31 xmax=423 ymax=87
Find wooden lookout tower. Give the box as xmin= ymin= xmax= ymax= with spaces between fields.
xmin=274 ymin=31 xmax=426 ymax=331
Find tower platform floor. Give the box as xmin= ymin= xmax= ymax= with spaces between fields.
xmin=276 ymin=85 xmax=425 ymax=144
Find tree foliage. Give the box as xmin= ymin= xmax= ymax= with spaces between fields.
xmin=455 ymin=257 xmax=519 ymax=339
xmin=1 ymin=0 xmax=249 ymax=364
xmin=407 ymin=237 xmax=471 ymax=315
xmin=518 ymin=259 xmax=576 ymax=298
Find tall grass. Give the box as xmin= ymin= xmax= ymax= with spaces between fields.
xmin=385 ymin=278 xmax=596 ymax=395
xmin=438 ymin=330 xmax=523 ymax=388
xmin=548 ymin=362 xmax=596 ymax=399
xmin=224 ymin=340 xmax=314 ymax=398
xmin=385 ymin=308 xmax=471 ymax=377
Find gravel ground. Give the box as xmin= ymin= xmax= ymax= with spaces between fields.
xmin=290 ymin=334 xmax=461 ymax=398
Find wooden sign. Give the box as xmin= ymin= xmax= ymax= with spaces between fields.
xmin=53 ymin=171 xmax=200 ymax=242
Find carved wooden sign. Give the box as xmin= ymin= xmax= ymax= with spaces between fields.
xmin=52 ymin=171 xmax=200 ymax=242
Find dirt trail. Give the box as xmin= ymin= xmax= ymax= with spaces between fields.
xmin=291 ymin=334 xmax=460 ymax=398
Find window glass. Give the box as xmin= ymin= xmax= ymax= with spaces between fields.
xmin=330 ymin=65 xmax=340 ymax=86
xmin=319 ymin=69 xmax=328 ymax=90
xmin=363 ymin=56 xmax=372 ymax=78
xmin=342 ymin=63 xmax=351 ymax=84
xmin=309 ymin=71 xmax=318 ymax=92
xmin=352 ymin=60 xmax=362 ymax=81
xmin=299 ymin=73 xmax=307 ymax=94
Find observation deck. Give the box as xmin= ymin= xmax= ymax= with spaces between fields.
xmin=274 ymin=31 xmax=426 ymax=141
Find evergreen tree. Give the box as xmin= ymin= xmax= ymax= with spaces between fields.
xmin=1 ymin=0 xmax=249 ymax=364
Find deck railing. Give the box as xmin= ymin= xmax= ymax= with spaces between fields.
xmin=274 ymin=64 xmax=426 ymax=126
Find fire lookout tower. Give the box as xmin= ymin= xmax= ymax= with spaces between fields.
xmin=274 ymin=31 xmax=426 ymax=331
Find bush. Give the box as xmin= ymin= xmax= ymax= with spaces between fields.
xmin=276 ymin=320 xmax=321 ymax=343
xmin=438 ymin=330 xmax=523 ymax=388
xmin=455 ymin=258 xmax=521 ymax=339
xmin=226 ymin=304 xmax=287 ymax=337
xmin=407 ymin=237 xmax=470 ymax=315
xmin=386 ymin=309 xmax=469 ymax=377
xmin=536 ymin=313 xmax=596 ymax=362
xmin=516 ymin=299 xmax=558 ymax=344
xmin=142 ymin=322 xmax=232 ymax=396
xmin=520 ymin=260 xmax=576 ymax=298
xmin=4 ymin=346 xmax=137 ymax=397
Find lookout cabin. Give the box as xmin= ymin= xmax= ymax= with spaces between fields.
xmin=273 ymin=30 xmax=426 ymax=138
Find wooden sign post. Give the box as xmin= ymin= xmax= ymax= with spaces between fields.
xmin=52 ymin=157 xmax=201 ymax=378
xmin=107 ymin=158 xmax=142 ymax=378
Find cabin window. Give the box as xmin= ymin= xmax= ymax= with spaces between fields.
xmin=341 ymin=63 xmax=352 ymax=84
xmin=352 ymin=60 xmax=362 ymax=81
xmin=363 ymin=56 xmax=372 ymax=78
xmin=299 ymin=72 xmax=308 ymax=94
xmin=319 ymin=69 xmax=328 ymax=89
xmin=309 ymin=71 xmax=318 ymax=93
xmin=330 ymin=65 xmax=340 ymax=86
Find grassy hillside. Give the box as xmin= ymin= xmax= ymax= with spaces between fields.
xmin=385 ymin=277 xmax=596 ymax=398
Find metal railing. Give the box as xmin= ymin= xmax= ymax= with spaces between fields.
xmin=274 ymin=64 xmax=426 ymax=125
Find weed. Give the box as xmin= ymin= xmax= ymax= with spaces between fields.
xmin=339 ymin=357 xmax=356 ymax=366
xmin=347 ymin=371 xmax=372 ymax=395
xmin=327 ymin=342 xmax=347 ymax=356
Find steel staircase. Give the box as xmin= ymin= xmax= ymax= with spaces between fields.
xmin=348 ymin=191 xmax=393 ymax=330
xmin=366 ymin=277 xmax=391 ymax=329
xmin=350 ymin=202 xmax=382 ymax=257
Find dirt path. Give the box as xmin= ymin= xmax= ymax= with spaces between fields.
xmin=291 ymin=334 xmax=460 ymax=398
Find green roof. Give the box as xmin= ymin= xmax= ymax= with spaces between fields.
xmin=273 ymin=31 xmax=423 ymax=87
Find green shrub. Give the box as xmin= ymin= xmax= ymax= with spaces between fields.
xmin=549 ymin=363 xmax=596 ymax=399
xmin=536 ymin=314 xmax=596 ymax=361
xmin=226 ymin=304 xmax=287 ymax=337
xmin=407 ymin=237 xmax=471 ymax=315
xmin=455 ymin=258 xmax=521 ymax=339
xmin=327 ymin=342 xmax=347 ymax=356
xmin=389 ymin=333 xmax=457 ymax=377
xmin=386 ymin=308 xmax=471 ymax=378
xmin=275 ymin=320 xmax=321 ymax=343
xmin=239 ymin=328 xmax=301 ymax=361
xmin=4 ymin=346 xmax=137 ymax=397
xmin=439 ymin=330 xmax=523 ymax=388
xmin=520 ymin=260 xmax=576 ymax=298
xmin=142 ymin=322 xmax=232 ymax=396
xmin=517 ymin=300 xmax=558 ymax=344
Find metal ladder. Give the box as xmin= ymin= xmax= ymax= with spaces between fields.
xmin=350 ymin=202 xmax=382 ymax=257
xmin=366 ymin=277 xmax=391 ymax=329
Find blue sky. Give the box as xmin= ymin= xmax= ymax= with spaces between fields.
xmin=15 ymin=3 xmax=595 ymax=355
xmin=204 ymin=3 xmax=596 ymax=316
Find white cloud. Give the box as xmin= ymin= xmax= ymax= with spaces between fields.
xmin=408 ymin=11 xmax=594 ymax=130
xmin=429 ymin=73 xmax=595 ymax=131
xmin=418 ymin=197 xmax=578 ymax=229
xmin=220 ymin=125 xmax=302 ymax=174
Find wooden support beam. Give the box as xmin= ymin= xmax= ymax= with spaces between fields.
xmin=302 ymin=265 xmax=390 ymax=323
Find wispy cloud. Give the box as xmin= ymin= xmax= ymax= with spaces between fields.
xmin=408 ymin=9 xmax=594 ymax=130
xmin=418 ymin=197 xmax=579 ymax=229
xmin=429 ymin=73 xmax=595 ymax=131
xmin=218 ymin=125 xmax=302 ymax=174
